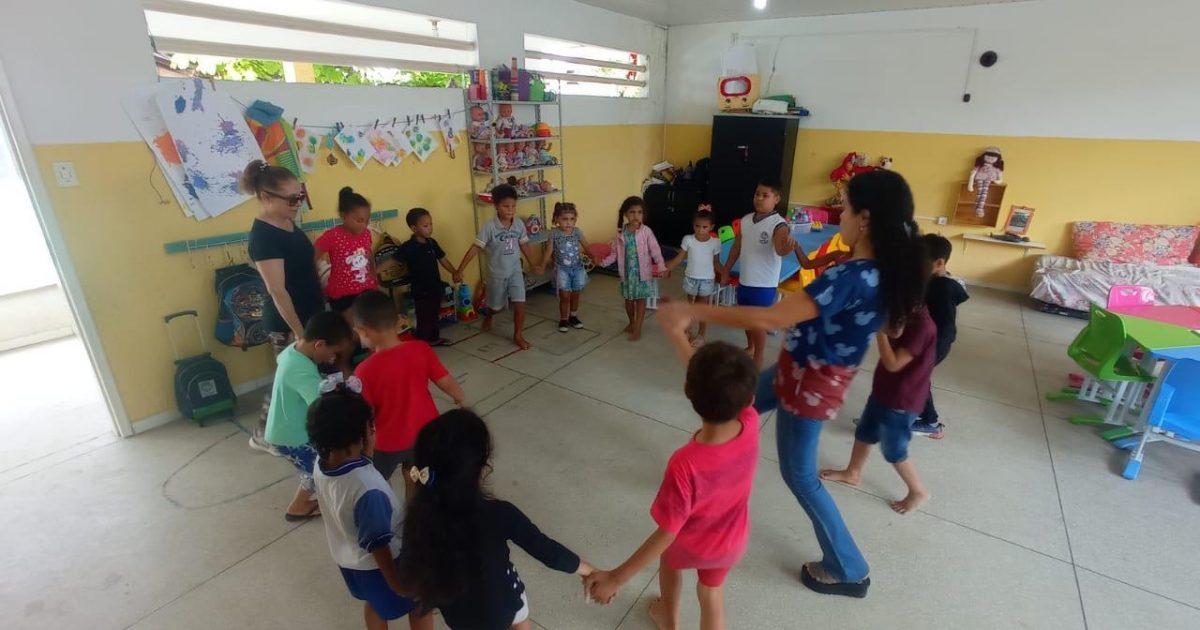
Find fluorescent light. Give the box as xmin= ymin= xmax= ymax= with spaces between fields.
xmin=753 ymin=0 xmax=767 ymax=9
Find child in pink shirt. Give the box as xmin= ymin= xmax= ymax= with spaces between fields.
xmin=599 ymin=196 xmax=667 ymax=341
xmin=586 ymin=316 xmax=759 ymax=629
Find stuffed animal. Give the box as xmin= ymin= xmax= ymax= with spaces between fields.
xmin=535 ymin=122 xmax=552 ymax=137
xmin=526 ymin=215 xmax=542 ymax=235
xmin=828 ymin=152 xmax=875 ymax=205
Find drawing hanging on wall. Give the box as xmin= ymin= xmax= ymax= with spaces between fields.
xmin=154 ymin=79 xmax=264 ymax=219
xmin=293 ymin=125 xmax=322 ymax=173
xmin=365 ymin=128 xmax=403 ymax=167
xmin=122 ymin=85 xmax=206 ymax=219
xmin=403 ymin=119 xmax=438 ymax=162
xmin=334 ymin=128 xmax=372 ymax=170
xmin=1002 ymin=205 xmax=1035 ymax=236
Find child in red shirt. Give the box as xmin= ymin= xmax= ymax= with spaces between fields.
xmin=351 ymin=291 xmax=466 ymax=499
xmin=586 ymin=317 xmax=759 ymax=629
xmin=821 ymin=306 xmax=937 ymax=515
xmin=315 ymin=187 xmax=380 ymax=318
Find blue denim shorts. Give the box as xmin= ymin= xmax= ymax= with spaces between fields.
xmin=855 ymin=396 xmax=918 ymax=463
xmin=683 ymin=275 xmax=718 ymax=297
xmin=555 ymin=265 xmax=587 ymax=291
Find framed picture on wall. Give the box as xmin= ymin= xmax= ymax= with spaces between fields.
xmin=1003 ymin=205 xmax=1035 ymax=236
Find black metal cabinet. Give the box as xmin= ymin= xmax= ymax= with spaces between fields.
xmin=707 ymin=114 xmax=800 ymax=226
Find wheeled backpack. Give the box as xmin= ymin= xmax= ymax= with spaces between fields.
xmin=166 ymin=310 xmax=236 ymax=426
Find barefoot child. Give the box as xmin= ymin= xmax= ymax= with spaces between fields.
xmin=586 ymin=326 xmax=759 ymax=630
xmin=914 ymin=234 xmax=969 ymax=437
xmin=535 ymin=202 xmax=593 ymax=332
xmin=388 ymin=208 xmax=462 ymax=346
xmin=352 ymin=292 xmax=467 ymax=498
xmin=455 ymin=184 xmax=540 ymax=350
xmin=720 ymin=179 xmax=796 ymax=369
xmin=599 ymin=196 xmax=667 ymax=341
xmin=397 ymin=410 xmax=597 ymax=629
xmin=307 ymin=378 xmax=433 ymax=630
xmin=665 ymin=208 xmax=723 ymax=345
xmin=264 ymin=311 xmax=353 ymax=521
xmin=821 ymin=305 xmax=937 ymax=515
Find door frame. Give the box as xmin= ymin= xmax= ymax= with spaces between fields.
xmin=0 ymin=58 xmax=134 ymax=437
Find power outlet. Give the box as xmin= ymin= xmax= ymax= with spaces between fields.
xmin=52 ymin=161 xmax=79 ymax=187
xmin=936 ymin=216 xmax=948 ymax=225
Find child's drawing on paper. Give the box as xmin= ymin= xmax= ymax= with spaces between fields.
xmin=334 ymin=129 xmax=371 ymax=170
xmin=155 ymin=79 xmax=262 ymax=218
xmin=122 ymin=85 xmax=206 ymax=218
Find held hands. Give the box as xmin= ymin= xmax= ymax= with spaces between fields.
xmin=452 ymin=270 xmax=463 ymax=284
xmin=656 ymin=300 xmax=693 ymax=335
xmin=583 ymin=570 xmax=620 ymax=605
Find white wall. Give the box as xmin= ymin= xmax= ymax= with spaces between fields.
xmin=0 ymin=0 xmax=666 ymax=145
xmin=664 ymin=0 xmax=1200 ymax=141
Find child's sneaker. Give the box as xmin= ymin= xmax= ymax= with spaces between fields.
xmin=912 ymin=421 xmax=945 ymax=439
xmin=558 ymin=320 xmax=569 ymax=333
xmin=568 ymin=316 xmax=584 ymax=329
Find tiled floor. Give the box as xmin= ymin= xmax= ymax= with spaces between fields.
xmin=3 ymin=276 xmax=1200 ymax=630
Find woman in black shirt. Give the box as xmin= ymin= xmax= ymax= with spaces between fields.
xmin=243 ymin=160 xmax=325 ymax=452
xmin=399 ymin=410 xmax=596 ymax=629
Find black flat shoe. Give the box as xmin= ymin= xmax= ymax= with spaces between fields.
xmin=800 ymin=564 xmax=870 ymax=598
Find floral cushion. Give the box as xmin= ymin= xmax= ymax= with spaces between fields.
xmin=1073 ymin=222 xmax=1198 ymax=265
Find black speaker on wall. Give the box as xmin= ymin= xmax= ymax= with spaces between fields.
xmin=707 ymin=113 xmax=800 ymax=227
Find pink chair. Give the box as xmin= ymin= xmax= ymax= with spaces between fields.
xmin=1106 ymin=285 xmax=1155 ymax=309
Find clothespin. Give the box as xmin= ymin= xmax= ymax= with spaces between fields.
xmin=406 ymin=115 xmax=412 ymax=126
xmin=374 ymin=119 xmax=379 ymax=129
xmin=292 ymin=117 xmax=298 ymax=129
xmin=390 ymin=117 xmax=397 ymax=127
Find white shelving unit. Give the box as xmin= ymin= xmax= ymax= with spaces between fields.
xmin=464 ymin=94 xmax=565 ymax=290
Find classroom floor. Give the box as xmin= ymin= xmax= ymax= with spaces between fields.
xmin=3 ymin=276 xmax=1199 ymax=630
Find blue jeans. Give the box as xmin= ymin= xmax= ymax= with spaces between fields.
xmin=755 ymin=365 xmax=870 ymax=582
xmin=856 ymin=396 xmax=917 ymax=463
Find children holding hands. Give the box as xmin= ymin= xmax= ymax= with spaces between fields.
xmin=535 ymin=202 xmax=593 ymax=332
xmin=666 ymin=208 xmax=723 ymax=345
xmin=600 ymin=196 xmax=668 ymax=341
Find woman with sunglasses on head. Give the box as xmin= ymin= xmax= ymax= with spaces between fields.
xmin=244 ymin=159 xmax=327 ymax=454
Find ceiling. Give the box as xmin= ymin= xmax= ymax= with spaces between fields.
xmin=575 ymin=0 xmax=1027 ymax=26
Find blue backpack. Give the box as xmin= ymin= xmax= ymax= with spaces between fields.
xmin=214 ymin=264 xmax=270 ymax=350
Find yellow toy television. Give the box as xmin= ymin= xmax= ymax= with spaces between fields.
xmin=717 ymin=74 xmax=760 ymax=111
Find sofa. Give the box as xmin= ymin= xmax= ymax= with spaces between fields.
xmin=1030 ymin=221 xmax=1200 ymax=314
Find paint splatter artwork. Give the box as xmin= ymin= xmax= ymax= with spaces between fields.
xmin=403 ymin=121 xmax=438 ymax=162
xmin=154 ymin=79 xmax=263 ymax=218
xmin=293 ymin=125 xmax=322 ymax=173
xmin=122 ymin=85 xmax=206 ymax=219
xmin=333 ymin=129 xmax=371 ymax=170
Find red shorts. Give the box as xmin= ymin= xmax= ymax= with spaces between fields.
xmin=697 ymin=566 xmax=731 ymax=587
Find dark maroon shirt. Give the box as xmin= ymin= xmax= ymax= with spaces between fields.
xmin=871 ymin=307 xmax=937 ymax=413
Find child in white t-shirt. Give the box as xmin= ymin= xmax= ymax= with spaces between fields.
xmin=720 ymin=179 xmax=795 ymax=369
xmin=666 ymin=208 xmax=723 ymax=346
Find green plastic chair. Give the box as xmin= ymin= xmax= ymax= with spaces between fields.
xmin=1063 ymin=304 xmax=1154 ymax=427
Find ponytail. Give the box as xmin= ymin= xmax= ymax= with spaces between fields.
xmin=240 ymin=159 xmax=296 ymax=196
xmin=846 ymin=170 xmax=930 ymax=331
xmin=337 ymin=186 xmax=370 ymax=215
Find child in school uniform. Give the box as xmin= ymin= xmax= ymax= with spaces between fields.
xmin=720 ymin=179 xmax=796 ymax=369
xmin=351 ymin=292 xmax=467 ymax=499
xmin=586 ymin=322 xmax=759 ymax=630
xmin=914 ymin=234 xmax=969 ymax=438
xmin=307 ymin=378 xmax=432 ymax=630
xmin=454 ymin=184 xmax=540 ymax=350
xmin=389 ymin=208 xmax=462 ymax=346
xmin=666 ymin=208 xmax=723 ymax=345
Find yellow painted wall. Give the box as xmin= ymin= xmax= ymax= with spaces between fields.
xmin=666 ymin=124 xmax=1200 ymax=288
xmin=35 ymin=124 xmax=661 ymax=423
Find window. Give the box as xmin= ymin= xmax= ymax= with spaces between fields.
xmin=143 ymin=0 xmax=477 ymax=87
xmin=524 ymin=34 xmax=647 ymax=98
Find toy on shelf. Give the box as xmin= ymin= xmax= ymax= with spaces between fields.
xmin=828 ymin=152 xmax=875 ymax=205
xmin=494 ymin=103 xmax=516 ymax=138
xmin=718 ymin=43 xmax=759 ymax=111
xmin=456 ymin=283 xmax=478 ymax=322
xmin=877 ymin=156 xmax=893 ymax=170
xmin=468 ymin=69 xmax=489 ymax=101
xmin=526 ymin=214 xmax=543 ymax=236
xmin=495 ymin=146 xmax=510 ymax=171
xmin=469 ymin=105 xmax=492 ymax=140
xmin=535 ymin=122 xmax=553 ymax=137
xmin=968 ymin=146 xmax=1005 ymax=218
xmin=471 ymin=142 xmax=492 ymax=171
xmin=536 ymin=141 xmax=557 ymax=165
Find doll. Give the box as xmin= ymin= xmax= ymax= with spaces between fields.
xmin=536 ymin=141 xmax=556 ymax=165
xmin=494 ymin=103 xmax=516 ymax=138
xmin=496 ymin=146 xmax=510 ymax=172
xmin=522 ymin=142 xmax=537 ymax=167
xmin=968 ymin=146 xmax=1004 ymax=218
xmin=469 ymin=105 xmax=491 ymax=140
xmin=471 ymin=142 xmax=492 ymax=171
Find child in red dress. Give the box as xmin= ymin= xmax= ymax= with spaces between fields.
xmin=585 ymin=317 xmax=759 ymax=630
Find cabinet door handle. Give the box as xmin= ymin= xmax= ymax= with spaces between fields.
xmin=736 ymin=145 xmax=749 ymax=161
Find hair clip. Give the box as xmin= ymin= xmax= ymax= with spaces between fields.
xmin=258 ymin=162 xmax=269 ymax=172
xmin=409 ymin=466 xmax=433 ymax=486
xmin=345 ymin=375 xmax=363 ymax=394
xmin=318 ymin=373 xmax=344 ymax=394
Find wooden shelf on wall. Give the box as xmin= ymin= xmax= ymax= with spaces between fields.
xmin=952 ymin=182 xmax=1006 ymax=227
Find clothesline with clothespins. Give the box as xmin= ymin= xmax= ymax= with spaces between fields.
xmin=228 ymin=95 xmax=466 ymax=132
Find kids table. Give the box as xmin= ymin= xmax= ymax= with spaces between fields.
xmin=1109 ymin=305 xmax=1200 ymax=330
xmin=1103 ymin=313 xmax=1200 ymax=446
